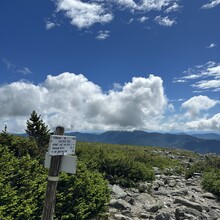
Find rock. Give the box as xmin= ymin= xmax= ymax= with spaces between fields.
xmin=139 ymin=212 xmax=150 ymax=219
xmin=152 ymin=181 xmax=161 ymax=191
xmin=108 ymin=153 xmax=220 ymax=220
xmin=114 ymin=214 xmax=132 ymax=220
xmin=170 ymin=189 xmax=188 ymax=196
xmin=174 ymin=197 xmax=205 ymax=212
xmin=155 ymin=212 xmax=173 ymax=220
xmin=138 ymin=182 xmax=151 ymax=193
xmin=202 ymin=192 xmax=216 ymax=199
xmin=125 ymin=196 xmax=135 ymax=205
xmin=175 ymin=207 xmax=208 ymax=220
xmin=144 ymin=199 xmax=163 ymax=212
xmin=153 ymin=167 xmax=161 ymax=175
xmin=168 ymin=179 xmax=177 ymax=187
xmin=208 ymin=209 xmax=220 ymax=219
xmin=110 ymin=199 xmax=131 ymax=210
xmin=136 ymin=193 xmax=155 ymax=204
xmin=112 ymin=185 xmax=127 ymax=198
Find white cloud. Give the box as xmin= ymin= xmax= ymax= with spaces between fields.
xmin=207 ymin=43 xmax=217 ymax=48
xmin=53 ymin=0 xmax=180 ymax=29
xmin=114 ymin=0 xmax=179 ymax=12
xmin=113 ymin=83 xmax=123 ymax=91
xmin=127 ymin=18 xmax=134 ymax=24
xmin=139 ymin=0 xmax=176 ymax=11
xmin=46 ymin=21 xmax=56 ymax=30
xmin=56 ymin=0 xmax=113 ymax=28
xmin=138 ymin=16 xmax=149 ymax=23
xmin=182 ymin=95 xmax=219 ymax=118
xmin=17 ymin=67 xmax=32 ymax=75
xmin=0 ymin=73 xmax=168 ymax=132
xmin=185 ymin=113 xmax=220 ymax=130
xmin=201 ymin=0 xmax=220 ymax=9
xmin=165 ymin=2 xmax=181 ymax=13
xmin=96 ymin=30 xmax=110 ymax=40
xmin=173 ymin=79 xmax=186 ymax=83
xmin=115 ymin=0 xmax=137 ymax=9
xmin=154 ymin=15 xmax=176 ymax=26
xmin=175 ymin=61 xmax=220 ymax=91
xmin=193 ymin=79 xmax=220 ymax=90
xmin=168 ymin=103 xmax=175 ymax=112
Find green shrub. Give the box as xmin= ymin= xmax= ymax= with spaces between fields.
xmin=76 ymin=142 xmax=183 ymax=187
xmin=185 ymin=161 xmax=207 ymax=179
xmin=202 ymin=169 xmax=220 ymax=197
xmin=185 ymin=155 xmax=220 ymax=197
xmin=55 ymin=161 xmax=110 ymax=220
xmin=0 ymin=145 xmax=47 ymax=220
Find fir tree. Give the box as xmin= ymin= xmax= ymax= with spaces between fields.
xmin=25 ymin=110 xmax=50 ymax=150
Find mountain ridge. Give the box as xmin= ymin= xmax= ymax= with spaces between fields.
xmin=68 ymin=130 xmax=220 ymax=154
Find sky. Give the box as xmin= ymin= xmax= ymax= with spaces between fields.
xmin=0 ymin=0 xmax=220 ymax=133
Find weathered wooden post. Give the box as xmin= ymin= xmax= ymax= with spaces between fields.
xmin=42 ymin=126 xmax=64 ymax=220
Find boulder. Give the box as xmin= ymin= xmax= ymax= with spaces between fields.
xmin=110 ymin=199 xmax=131 ymax=210
xmin=155 ymin=212 xmax=173 ymax=220
xmin=112 ymin=185 xmax=127 ymax=198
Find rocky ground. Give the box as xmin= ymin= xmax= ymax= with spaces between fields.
xmin=108 ymin=154 xmax=220 ymax=220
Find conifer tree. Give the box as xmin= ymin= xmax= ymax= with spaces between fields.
xmin=25 ymin=110 xmax=50 ymax=150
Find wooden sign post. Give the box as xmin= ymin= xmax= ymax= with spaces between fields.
xmin=41 ymin=126 xmax=64 ymax=220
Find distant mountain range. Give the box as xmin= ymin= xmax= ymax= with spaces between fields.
xmin=68 ymin=130 xmax=220 ymax=154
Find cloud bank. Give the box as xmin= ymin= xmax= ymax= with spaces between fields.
xmin=54 ymin=0 xmax=181 ymax=29
xmin=0 ymin=73 xmax=168 ymax=132
xmin=1 ymin=72 xmax=219 ymax=133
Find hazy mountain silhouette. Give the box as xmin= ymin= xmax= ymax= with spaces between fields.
xmin=69 ymin=130 xmax=220 ymax=154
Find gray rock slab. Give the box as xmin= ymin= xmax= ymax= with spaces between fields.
xmin=174 ymin=197 xmax=206 ymax=212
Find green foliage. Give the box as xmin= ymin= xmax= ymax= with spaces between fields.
xmin=202 ymin=169 xmax=220 ymax=197
xmin=185 ymin=160 xmax=207 ymax=179
xmin=0 ymin=144 xmax=47 ymax=220
xmin=0 ymin=135 xmax=110 ymax=220
xmin=26 ymin=110 xmax=50 ymax=153
xmin=55 ymin=162 xmax=110 ymax=220
xmin=76 ymin=142 xmax=181 ymax=187
xmin=185 ymin=155 xmax=220 ymax=197
xmin=185 ymin=155 xmax=220 ymax=179
xmin=0 ymin=133 xmax=39 ymax=158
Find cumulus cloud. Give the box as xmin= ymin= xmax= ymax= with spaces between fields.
xmin=56 ymin=0 xmax=113 ymax=28
xmin=53 ymin=0 xmax=180 ymax=29
xmin=185 ymin=113 xmax=220 ymax=130
xmin=0 ymin=73 xmax=168 ymax=132
xmin=181 ymin=95 xmax=219 ymax=118
xmin=154 ymin=15 xmax=176 ymax=26
xmin=201 ymin=0 xmax=220 ymax=9
xmin=96 ymin=30 xmax=110 ymax=40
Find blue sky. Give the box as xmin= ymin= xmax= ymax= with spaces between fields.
xmin=0 ymin=0 xmax=220 ymax=133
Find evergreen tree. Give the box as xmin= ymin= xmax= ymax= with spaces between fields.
xmin=25 ymin=110 xmax=50 ymax=151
